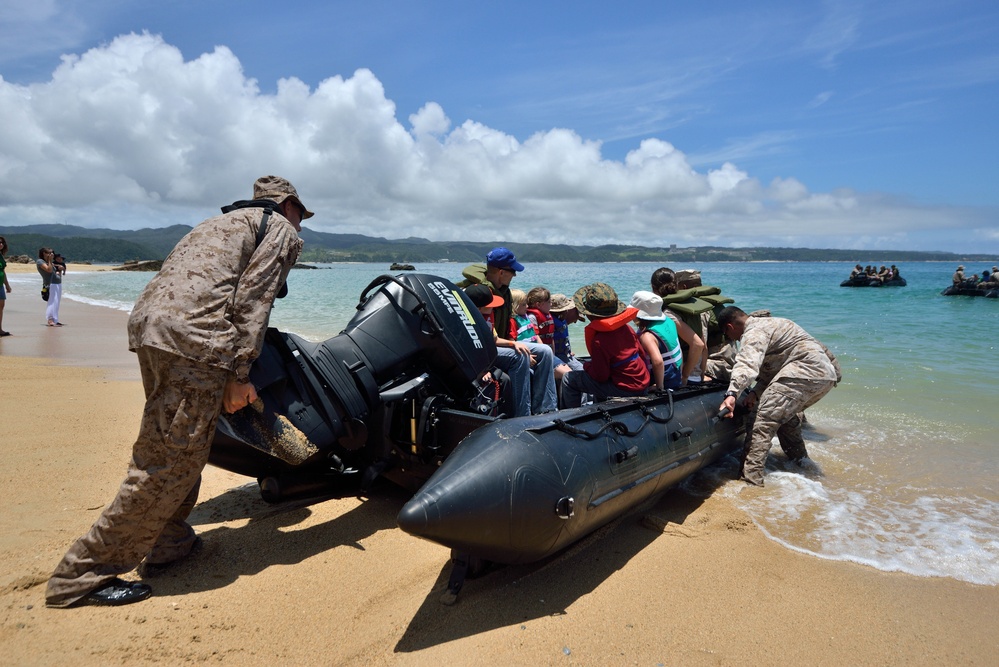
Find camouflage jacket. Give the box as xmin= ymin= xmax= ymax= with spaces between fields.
xmin=127 ymin=207 xmax=303 ymax=381
xmin=727 ymin=317 xmax=838 ymax=396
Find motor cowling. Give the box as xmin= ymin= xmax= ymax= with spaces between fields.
xmin=210 ymin=273 xmax=497 ymax=478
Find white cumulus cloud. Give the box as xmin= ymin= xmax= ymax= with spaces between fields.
xmin=0 ymin=31 xmax=993 ymax=251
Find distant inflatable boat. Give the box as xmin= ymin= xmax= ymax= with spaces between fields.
xmin=840 ymin=276 xmax=907 ymax=287
xmin=941 ymin=282 xmax=998 ymax=298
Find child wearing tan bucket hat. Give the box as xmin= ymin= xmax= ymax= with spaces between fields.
xmin=549 ymin=293 xmax=584 ymax=375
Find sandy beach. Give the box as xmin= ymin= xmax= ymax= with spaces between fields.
xmin=0 ymin=268 xmax=996 ymax=666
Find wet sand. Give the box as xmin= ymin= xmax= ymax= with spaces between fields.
xmin=0 ymin=283 xmax=996 ymax=665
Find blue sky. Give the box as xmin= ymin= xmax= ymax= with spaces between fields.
xmin=1 ymin=0 xmax=997 ymax=252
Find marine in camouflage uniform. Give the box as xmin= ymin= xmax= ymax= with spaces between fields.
xmin=703 ymin=310 xmax=770 ymax=383
xmin=705 ymin=309 xmax=832 ymax=458
xmin=717 ymin=307 xmax=839 ymax=486
xmin=45 ymin=176 xmax=307 ymax=607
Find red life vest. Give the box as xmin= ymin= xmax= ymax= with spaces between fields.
xmin=583 ymin=307 xmax=641 ymax=359
xmin=585 ymin=307 xmax=639 ymax=333
xmin=526 ymin=307 xmax=556 ymax=349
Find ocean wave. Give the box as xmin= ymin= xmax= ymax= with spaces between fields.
xmin=63 ymin=293 xmax=134 ymax=313
xmin=724 ymin=468 xmax=999 ymax=586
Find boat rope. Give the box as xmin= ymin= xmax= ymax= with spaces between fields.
xmin=552 ymin=407 xmax=651 ymax=439
xmin=640 ymin=390 xmax=675 ymax=424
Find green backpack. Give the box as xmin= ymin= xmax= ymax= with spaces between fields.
xmin=660 ymin=286 xmax=734 ymax=349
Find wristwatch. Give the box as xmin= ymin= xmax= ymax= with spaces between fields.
xmin=724 ymin=390 xmax=738 ymax=399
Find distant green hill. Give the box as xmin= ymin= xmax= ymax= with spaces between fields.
xmin=0 ymin=224 xmax=993 ymax=264
xmin=0 ymin=224 xmax=191 ymax=261
xmin=0 ymin=232 xmax=156 ymax=263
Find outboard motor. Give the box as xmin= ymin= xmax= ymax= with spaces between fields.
xmin=209 ymin=274 xmax=499 ymax=501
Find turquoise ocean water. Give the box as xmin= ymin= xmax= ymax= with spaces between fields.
xmin=10 ymin=261 xmax=998 ymax=585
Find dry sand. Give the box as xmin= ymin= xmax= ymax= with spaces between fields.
xmin=0 ymin=279 xmax=996 ymax=666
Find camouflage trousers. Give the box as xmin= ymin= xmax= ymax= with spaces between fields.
xmin=45 ymin=347 xmax=228 ymax=607
xmin=742 ymin=377 xmax=835 ymax=486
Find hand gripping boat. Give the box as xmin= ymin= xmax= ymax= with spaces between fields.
xmin=209 ymin=273 xmax=748 ymax=598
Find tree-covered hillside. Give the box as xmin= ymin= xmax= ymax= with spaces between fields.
xmin=0 ymin=224 xmax=992 ymax=264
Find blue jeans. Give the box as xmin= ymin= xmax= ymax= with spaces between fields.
xmin=556 ymin=353 xmax=584 ymax=372
xmin=494 ymin=343 xmax=558 ymax=416
xmin=494 ymin=348 xmax=531 ymax=417
xmin=524 ymin=342 xmax=558 ymax=414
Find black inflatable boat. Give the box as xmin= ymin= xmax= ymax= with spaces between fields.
xmin=209 ymin=273 xmax=748 ymax=594
xmin=941 ymin=281 xmax=998 ymax=298
xmin=840 ymin=276 xmax=907 ymax=287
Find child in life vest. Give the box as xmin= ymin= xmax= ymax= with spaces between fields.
xmin=560 ymin=282 xmax=650 ymax=408
xmin=510 ymin=289 xmax=542 ymax=344
xmin=630 ymin=290 xmax=684 ymax=390
xmin=527 ymin=285 xmax=573 ymax=385
xmin=549 ymin=293 xmax=584 ymax=382
xmin=525 ymin=286 xmax=556 ymax=351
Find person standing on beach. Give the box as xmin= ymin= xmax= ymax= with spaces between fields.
xmin=0 ymin=237 xmax=11 ymax=336
xmin=36 ymin=247 xmax=64 ymax=326
xmin=53 ymin=253 xmax=68 ymax=322
xmin=717 ymin=306 xmax=839 ymax=487
xmin=45 ymin=176 xmax=309 ymax=608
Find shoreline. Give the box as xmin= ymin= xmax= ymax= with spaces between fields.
xmin=4 ymin=262 xmax=115 ymax=273
xmin=0 ymin=266 xmax=139 ymax=380
xmin=0 ymin=277 xmax=996 ymax=664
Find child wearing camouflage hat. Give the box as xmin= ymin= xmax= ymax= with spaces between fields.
xmin=560 ymin=282 xmax=650 ymax=408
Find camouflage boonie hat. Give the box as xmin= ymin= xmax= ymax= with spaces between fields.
xmin=253 ymin=175 xmax=314 ymax=219
xmin=573 ymin=282 xmax=626 ymax=318
xmin=675 ymin=268 xmax=702 ymax=288
xmin=549 ymin=293 xmax=575 ymax=313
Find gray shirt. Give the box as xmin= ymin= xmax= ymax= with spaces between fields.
xmin=36 ymin=259 xmax=62 ymax=285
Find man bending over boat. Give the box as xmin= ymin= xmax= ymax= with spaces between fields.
xmin=46 ymin=176 xmax=309 ymax=607
xmin=717 ymin=307 xmax=839 ymax=487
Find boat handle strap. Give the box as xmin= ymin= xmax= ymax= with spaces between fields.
xmin=551 ymin=411 xmax=651 ymax=440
